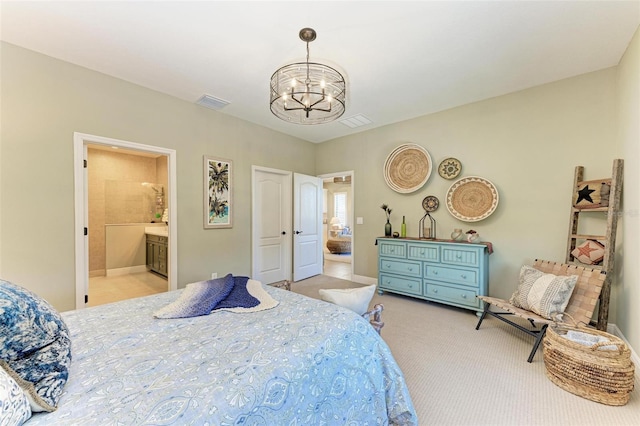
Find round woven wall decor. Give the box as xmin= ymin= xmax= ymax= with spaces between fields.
xmin=383 ymin=143 xmax=432 ymax=193
xmin=446 ymin=176 xmax=499 ymax=222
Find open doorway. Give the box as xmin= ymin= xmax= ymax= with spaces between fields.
xmin=320 ymin=171 xmax=354 ymax=280
xmin=73 ymin=133 xmax=177 ymax=309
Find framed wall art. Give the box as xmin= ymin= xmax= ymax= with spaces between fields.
xmin=204 ymin=156 xmax=232 ymax=229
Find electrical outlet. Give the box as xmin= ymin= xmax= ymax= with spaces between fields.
xmin=211 ymin=273 xmax=218 ymax=279
xmin=357 ymin=217 xmax=364 ymax=225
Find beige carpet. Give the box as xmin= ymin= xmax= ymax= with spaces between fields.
xmin=292 ymin=275 xmax=640 ymax=426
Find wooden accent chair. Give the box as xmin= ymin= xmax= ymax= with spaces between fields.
xmin=475 ymin=259 xmax=606 ymax=362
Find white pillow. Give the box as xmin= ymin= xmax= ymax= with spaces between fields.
xmin=319 ymin=285 xmax=377 ymax=315
xmin=0 ymin=366 xmax=32 ymax=425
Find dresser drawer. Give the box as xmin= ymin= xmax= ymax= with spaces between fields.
xmin=424 ymin=283 xmax=479 ymax=309
xmin=407 ymin=243 xmax=439 ymax=262
xmin=378 ymin=241 xmax=407 ymax=258
xmin=380 ymin=259 xmax=421 ymax=277
xmin=441 ymin=245 xmax=481 ymax=268
xmin=380 ymin=274 xmax=422 ymax=296
xmin=424 ymin=265 xmax=478 ymax=287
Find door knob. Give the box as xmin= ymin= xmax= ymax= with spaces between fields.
xmin=281 ymin=231 xmax=286 ymax=235
xmin=295 ymin=230 xmax=303 ymax=234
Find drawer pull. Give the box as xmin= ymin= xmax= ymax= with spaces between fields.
xmin=390 ymin=248 xmax=395 ymax=253
xmin=432 ymin=271 xmax=438 ymax=275
xmin=461 ymin=294 xmax=467 ymax=299
xmin=408 ymin=267 xmax=413 ymax=272
xmin=456 ymin=255 xmax=462 ymax=259
xmin=460 ymin=274 xmax=467 ymax=279
xmin=386 ymin=265 xmax=391 ymax=268
xmin=385 ymin=280 xmax=391 ymax=284
xmin=432 ymin=288 xmax=438 ymax=293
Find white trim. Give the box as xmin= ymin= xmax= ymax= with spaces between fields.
xmin=106 ymin=265 xmax=149 ymax=277
xmin=351 ymin=274 xmax=377 ymax=286
xmin=73 ymin=132 xmax=178 ymax=309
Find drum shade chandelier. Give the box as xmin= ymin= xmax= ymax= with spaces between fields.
xmin=270 ymin=28 xmax=346 ymax=125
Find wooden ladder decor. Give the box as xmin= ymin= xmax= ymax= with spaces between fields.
xmin=565 ymin=159 xmax=623 ymax=330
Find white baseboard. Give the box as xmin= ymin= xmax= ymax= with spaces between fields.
xmin=106 ymin=265 xmax=148 ymax=277
xmin=607 ymin=323 xmax=639 ymax=370
xmin=351 ymin=274 xmax=377 ymax=286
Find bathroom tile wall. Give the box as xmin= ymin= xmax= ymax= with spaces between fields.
xmin=88 ymin=148 xmax=166 ymax=275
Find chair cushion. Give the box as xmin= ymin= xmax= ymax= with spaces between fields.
xmin=571 ymin=240 xmax=605 ymax=265
xmin=319 ymin=285 xmax=376 ymax=315
xmin=509 ymin=265 xmax=578 ymax=320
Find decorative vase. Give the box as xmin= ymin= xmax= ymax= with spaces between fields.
xmin=401 ymin=216 xmax=407 ymax=238
xmin=451 ymin=228 xmax=463 ymax=241
xmin=467 ymin=232 xmax=480 ymax=243
xmin=385 ymin=219 xmax=392 ymax=237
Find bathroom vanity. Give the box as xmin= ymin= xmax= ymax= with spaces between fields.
xmin=145 ymin=227 xmax=168 ymax=277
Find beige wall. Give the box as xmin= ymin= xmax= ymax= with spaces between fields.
xmin=617 ymin=27 xmax=640 ymax=352
xmin=0 ymin=42 xmax=315 ymax=311
xmin=316 ymin=64 xmax=637 ymax=347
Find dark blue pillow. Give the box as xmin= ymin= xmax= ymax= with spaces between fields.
xmin=0 ymin=280 xmax=71 ymax=412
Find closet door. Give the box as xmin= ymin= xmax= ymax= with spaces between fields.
xmin=293 ymin=173 xmax=323 ymax=281
xmin=251 ymin=167 xmax=292 ymax=284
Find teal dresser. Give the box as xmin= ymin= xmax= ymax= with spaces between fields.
xmin=377 ymin=237 xmax=490 ymax=314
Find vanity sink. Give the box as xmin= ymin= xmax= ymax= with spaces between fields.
xmin=145 ymin=226 xmax=168 ymax=237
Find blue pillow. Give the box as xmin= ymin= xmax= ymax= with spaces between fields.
xmin=154 ymin=273 xmax=235 ymax=319
xmin=0 ymin=280 xmax=71 ymax=412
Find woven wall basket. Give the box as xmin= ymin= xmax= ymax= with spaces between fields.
xmin=543 ymin=324 xmax=635 ymax=406
xmin=383 ymin=143 xmax=432 ymax=193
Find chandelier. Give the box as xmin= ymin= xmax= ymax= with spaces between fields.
xmin=270 ymin=28 xmax=346 ymax=125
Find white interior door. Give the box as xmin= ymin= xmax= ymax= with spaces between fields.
xmin=293 ymin=173 xmax=323 ymax=281
xmin=251 ymin=167 xmax=292 ymax=284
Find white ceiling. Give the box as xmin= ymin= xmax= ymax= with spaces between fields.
xmin=1 ymin=1 xmax=638 ymax=143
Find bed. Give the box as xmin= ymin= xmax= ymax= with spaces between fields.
xmin=1 ymin=277 xmax=417 ymax=425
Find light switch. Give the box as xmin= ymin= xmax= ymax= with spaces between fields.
xmin=356 ymin=217 xmax=364 ymax=225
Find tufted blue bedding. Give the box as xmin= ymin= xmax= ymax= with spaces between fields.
xmin=25 ymin=284 xmax=417 ymax=425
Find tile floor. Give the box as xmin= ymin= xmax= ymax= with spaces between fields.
xmin=323 ymin=259 xmax=351 ymax=280
xmin=88 ymin=271 xmax=168 ymax=307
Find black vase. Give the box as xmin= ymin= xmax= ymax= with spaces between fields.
xmin=384 ymin=219 xmax=392 ymax=237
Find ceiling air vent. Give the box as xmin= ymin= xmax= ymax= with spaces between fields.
xmin=196 ymin=94 xmax=230 ymax=110
xmin=339 ymin=114 xmax=372 ymax=129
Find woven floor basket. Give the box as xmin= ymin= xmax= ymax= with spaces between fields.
xmin=543 ymin=324 xmax=635 ymax=406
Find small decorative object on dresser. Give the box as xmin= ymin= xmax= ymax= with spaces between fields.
xmin=377 ymin=237 xmax=491 ymax=315
xmin=450 ymin=228 xmax=463 ymax=241
xmin=466 ymin=229 xmax=480 ymax=243
xmin=419 ymin=196 xmax=438 ymax=239
xmin=381 ymin=204 xmax=392 ymax=237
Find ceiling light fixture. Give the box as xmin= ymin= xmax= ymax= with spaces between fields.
xmin=270 ymin=28 xmax=346 ymax=125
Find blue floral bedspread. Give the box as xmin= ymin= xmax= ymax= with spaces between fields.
xmin=26 ymin=285 xmax=417 ymax=425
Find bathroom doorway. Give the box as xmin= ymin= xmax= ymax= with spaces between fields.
xmin=74 ymin=133 xmax=177 ymax=309
xmin=320 ymin=171 xmax=354 ymax=280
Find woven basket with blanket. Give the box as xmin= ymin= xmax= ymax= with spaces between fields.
xmin=543 ymin=323 xmax=635 ymax=406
